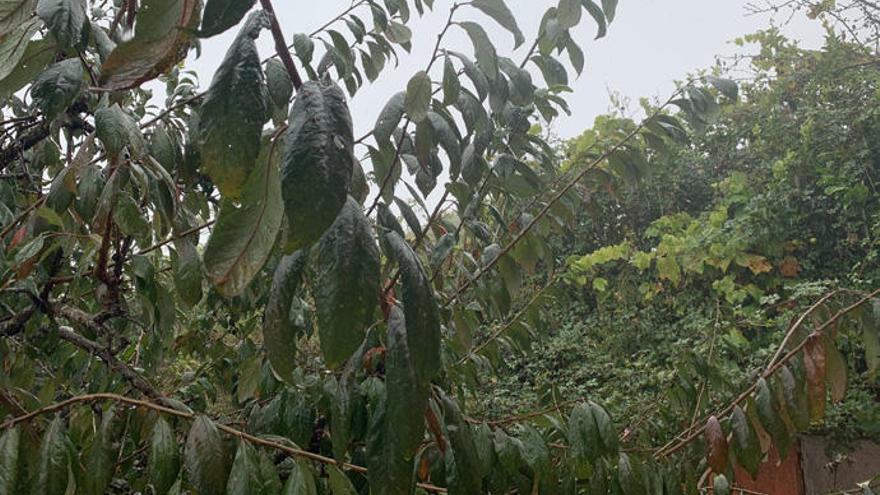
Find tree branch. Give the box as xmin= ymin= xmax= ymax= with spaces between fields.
xmin=259 ymin=0 xmax=303 ymax=91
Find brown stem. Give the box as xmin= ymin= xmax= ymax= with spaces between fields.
xmin=259 ymin=0 xmax=304 ymax=90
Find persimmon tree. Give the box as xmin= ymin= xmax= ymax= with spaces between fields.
xmin=0 ymin=0 xmax=871 ymax=493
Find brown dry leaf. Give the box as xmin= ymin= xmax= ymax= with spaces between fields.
xmin=779 ymin=256 xmax=802 ymax=278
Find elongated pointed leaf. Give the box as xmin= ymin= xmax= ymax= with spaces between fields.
xmin=804 ymin=333 xmax=827 ymax=423
xmin=315 ymin=197 xmax=380 ymax=369
xmin=823 ymin=335 xmax=847 ymax=403
xmin=580 ymin=0 xmax=607 ymax=39
xmin=0 ymin=427 xmax=19 ymax=495
xmin=150 ymin=418 xmax=180 ymax=495
xmin=35 ymin=417 xmax=70 ymax=495
xmin=385 ymin=231 xmax=441 ymax=384
xmin=282 ymin=460 xmax=317 ymax=495
xmin=440 ymin=392 xmax=482 ymax=494
xmin=469 ymin=0 xmax=524 ymax=48
xmin=199 ymin=0 xmax=256 ymax=37
xmin=99 ymin=0 xmax=200 ymax=90
xmin=705 ymin=415 xmax=728 ymax=474
xmin=199 ymin=11 xmax=269 ymax=199
xmin=0 ymin=18 xmax=40 ymax=81
xmin=36 ymin=0 xmax=84 ymax=49
xmin=0 ymin=0 xmax=35 ymax=34
xmin=226 ymin=441 xmax=261 ymax=495
xmin=31 ymin=57 xmax=82 ymax=120
xmin=386 ymin=306 xmax=428 ymax=458
xmin=79 ymin=411 xmax=115 ymax=495
xmin=404 ymin=71 xmax=431 ymax=123
xmin=730 ymin=405 xmax=760 ymax=479
xmin=185 ymin=416 xmax=229 ymax=495
xmin=459 ymin=21 xmax=497 ymax=78
xmin=263 ymin=249 xmax=308 ymax=382
xmin=281 ymin=79 xmax=354 ymax=252
xmin=374 ymin=91 xmax=406 ymax=144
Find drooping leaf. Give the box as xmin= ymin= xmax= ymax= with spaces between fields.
xmin=149 ymin=417 xmax=180 ymax=495
xmin=557 ymin=0 xmax=582 ymax=29
xmin=203 ymin=134 xmax=284 ymax=298
xmin=79 ymin=410 xmax=115 ymax=495
xmin=327 ymin=465 xmax=358 ymax=494
xmin=580 ymin=0 xmax=607 ymax=39
xmin=374 ymin=91 xmax=406 ymax=144
xmin=754 ymin=377 xmax=791 ymax=459
xmin=385 ymin=305 xmax=429 ymax=458
xmin=617 ymin=452 xmax=644 ymax=495
xmin=602 ymin=0 xmax=617 ymax=21
xmin=265 ymin=58 xmax=293 ymax=109
xmin=469 ymin=0 xmax=525 ymax=48
xmin=704 ymin=415 xmax=728 ymax=474
xmin=0 ymin=17 xmax=40 ymax=81
xmin=0 ymin=0 xmax=35 ymax=35
xmin=0 ymin=38 xmax=56 ymax=100
xmin=0 ymin=427 xmax=19 ymax=495
xmin=440 ymin=391 xmax=482 ymax=494
xmin=31 ymin=57 xmax=82 ymax=120
xmin=442 ymin=56 xmax=461 ymax=105
xmin=198 ymin=11 xmax=269 ymax=199
xmin=263 ymin=249 xmax=308 ymax=382
xmin=314 ymin=197 xmax=381 ymax=369
xmin=589 ymin=401 xmax=618 ymax=456
xmin=99 ymin=0 xmax=200 ymax=90
xmin=282 ymin=460 xmax=317 ymax=495
xmin=823 ymin=334 xmax=847 ymax=403
xmin=226 ymin=441 xmax=261 ymax=495
xmin=459 ymin=21 xmax=498 ymax=78
xmin=384 ymin=231 xmax=442 ymax=384
xmin=569 ymin=402 xmax=599 ymax=476
xmin=729 ymin=405 xmax=760 ymax=479
xmin=34 ymin=417 xmax=70 ymax=495
xmin=95 ymin=103 xmax=147 ymax=158
xmin=199 ymin=0 xmax=257 ymax=37
xmin=185 ymin=416 xmax=229 ymax=495
xmin=404 ymin=70 xmax=432 ymax=123
xmin=281 ymin=78 xmax=354 ymax=252
xmin=803 ymin=333 xmax=827 ymax=423
xmin=35 ymin=0 xmax=84 ymax=49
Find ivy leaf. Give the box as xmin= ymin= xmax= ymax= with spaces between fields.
xmin=803 ymin=333 xmax=827 ymax=423
xmin=99 ymin=0 xmax=200 ymax=90
xmin=199 ymin=11 xmax=269 ymax=199
xmin=203 ymin=135 xmax=284 ymax=298
xmin=31 ymin=58 xmax=82 ymax=120
xmin=469 ymin=0 xmax=525 ymax=48
xmin=404 ymin=70 xmax=432 ymax=123
xmin=263 ymin=249 xmax=308 ymax=383
xmin=0 ymin=427 xmax=19 ymax=495
xmin=149 ymin=417 xmax=180 ymax=495
xmin=459 ymin=21 xmax=498 ymax=78
xmin=199 ymin=0 xmax=257 ymax=37
xmin=35 ymin=417 xmax=70 ymax=495
xmin=580 ymin=0 xmax=608 ymax=39
xmin=185 ymin=416 xmax=229 ymax=495
xmin=385 ymin=231 xmax=442 ymax=384
xmin=281 ymin=79 xmax=354 ymax=252
xmin=314 ymin=197 xmax=381 ymax=369
xmin=704 ymin=415 xmax=728 ymax=474
xmin=35 ymin=0 xmax=85 ymax=49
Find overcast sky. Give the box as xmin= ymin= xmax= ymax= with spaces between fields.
xmin=184 ymin=1 xmax=825 ymax=141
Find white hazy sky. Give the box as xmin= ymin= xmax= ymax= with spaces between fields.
xmin=184 ymin=1 xmax=825 ymax=141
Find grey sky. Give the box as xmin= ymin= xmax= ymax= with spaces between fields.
xmin=184 ymin=1 xmax=824 ymax=141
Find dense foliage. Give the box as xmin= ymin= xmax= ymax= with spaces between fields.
xmin=0 ymin=0 xmax=878 ymax=494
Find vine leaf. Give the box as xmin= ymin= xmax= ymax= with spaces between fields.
xmin=314 ymin=197 xmax=381 ymax=369
xmin=203 ymin=135 xmax=284 ymax=298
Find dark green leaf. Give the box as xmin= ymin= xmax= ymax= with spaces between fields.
xmin=442 ymin=56 xmax=461 ymax=105
xmin=35 ymin=417 xmax=70 ymax=495
xmin=203 ymin=135 xmax=284 ymax=298
xmin=0 ymin=18 xmax=40 ymax=81
xmin=469 ymin=0 xmax=525 ymax=48
xmin=199 ymin=11 xmax=269 ymax=199
xmin=35 ymin=0 xmax=84 ymax=49
xmin=459 ymin=21 xmax=498 ymax=78
xmin=374 ymin=91 xmax=406 ymax=144
xmin=95 ymin=103 xmax=146 ymax=158
xmin=266 ymin=58 xmax=293 ymax=109
xmin=580 ymin=0 xmax=607 ymax=39
xmin=0 ymin=427 xmax=19 ymax=495
xmin=185 ymin=416 xmax=229 ymax=495
xmin=199 ymin=0 xmax=256 ymax=37
xmin=281 ymin=79 xmax=354 ymax=252
xmin=282 ymin=460 xmax=317 ymax=495
xmin=385 ymin=231 xmax=442 ymax=384
xmin=226 ymin=441 xmax=261 ymax=495
xmin=314 ymin=197 xmax=380 ymax=369
xmin=264 ymin=250 xmax=308 ymax=382
xmin=150 ymin=417 xmax=180 ymax=495
xmin=404 ymin=70 xmax=432 ymax=123
xmin=730 ymin=405 xmax=760 ymax=479
xmin=31 ymin=58 xmax=82 ymax=120
xmin=558 ymin=0 xmax=582 ymax=29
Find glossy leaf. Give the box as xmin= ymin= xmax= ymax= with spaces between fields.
xmin=185 ymin=416 xmax=229 ymax=495
xmin=203 ymin=135 xmax=284 ymax=298
xmin=281 ymin=79 xmax=354 ymax=252
xmin=199 ymin=0 xmax=257 ymax=37
xmin=198 ymin=11 xmax=269 ymax=199
xmin=314 ymin=197 xmax=381 ymax=369
xmin=264 ymin=250 xmax=308 ymax=382
xmin=385 ymin=231 xmax=442 ymax=384
xmin=149 ymin=417 xmax=180 ymax=495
